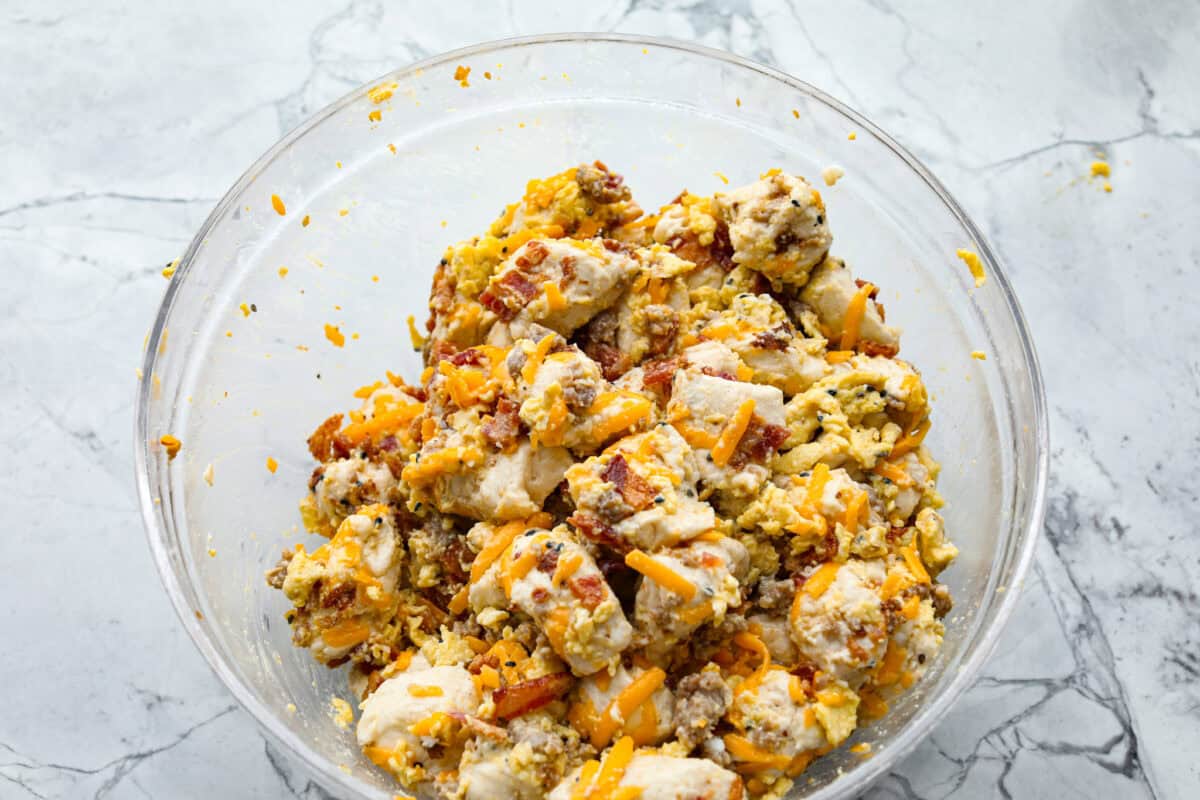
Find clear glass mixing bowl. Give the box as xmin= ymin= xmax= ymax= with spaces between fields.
xmin=135 ymin=33 xmax=1047 ymax=800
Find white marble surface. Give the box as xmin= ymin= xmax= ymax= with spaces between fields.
xmin=2 ymin=1 xmax=1196 ymax=798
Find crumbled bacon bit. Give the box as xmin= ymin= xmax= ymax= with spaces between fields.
xmin=589 ymin=343 xmax=627 ymax=382
xmin=559 ymin=256 xmax=577 ymax=283
xmin=568 ymin=514 xmax=627 ymax=553
xmin=576 ymin=162 xmax=632 ymax=204
xmin=482 ymin=397 xmax=522 ymax=451
xmin=729 ymin=418 xmax=790 ymax=469
xmin=861 ymin=340 xmax=900 ymax=358
xmin=568 ymin=575 xmax=606 ymax=611
xmin=751 ymin=324 xmax=792 ymax=351
xmin=307 ymin=413 xmax=345 ymax=461
xmin=450 ymin=348 xmax=488 ymax=367
xmin=492 ymin=673 xmax=573 ymax=721
xmin=427 ymin=340 xmax=459 ymax=366
xmin=854 ymin=278 xmax=881 ymax=300
xmin=514 ymin=240 xmax=549 ymax=270
xmin=601 ymin=238 xmax=633 ymax=254
xmin=530 ymin=586 xmax=550 ymax=604
xmin=700 ymin=366 xmax=738 ymax=382
xmin=479 ymin=271 xmax=539 ymax=321
xmin=642 ymin=356 xmax=681 ymax=387
xmin=536 ymin=544 xmax=560 ymax=575
xmin=468 ymin=652 xmax=501 ymax=675
xmin=601 ymin=454 xmax=657 ymax=510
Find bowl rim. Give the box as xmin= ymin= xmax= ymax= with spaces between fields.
xmin=134 ymin=30 xmax=1048 ymax=799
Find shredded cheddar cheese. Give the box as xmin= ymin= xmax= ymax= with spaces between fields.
xmin=625 ymin=550 xmax=696 ymax=600
xmin=270 ymin=194 xmax=286 ymax=216
xmin=590 ymin=669 xmax=666 ymax=748
xmin=840 ymin=282 xmax=874 ymax=351
xmin=803 ymin=562 xmax=841 ymax=599
xmin=711 ymin=398 xmax=756 ymax=467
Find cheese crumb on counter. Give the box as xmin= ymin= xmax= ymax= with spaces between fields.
xmin=971 ymin=350 xmax=987 ymax=360
xmin=271 ymin=194 xmax=287 ymax=216
xmin=203 ymin=463 xmax=214 ymax=485
xmin=323 ymin=324 xmax=345 ymax=348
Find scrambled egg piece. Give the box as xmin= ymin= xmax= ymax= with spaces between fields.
xmin=268 ymin=163 xmax=957 ymax=800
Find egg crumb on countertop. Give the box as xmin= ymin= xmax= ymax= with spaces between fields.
xmin=266 ymin=161 xmax=957 ymax=800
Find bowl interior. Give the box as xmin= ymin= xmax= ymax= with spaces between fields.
xmin=138 ymin=35 xmax=1043 ymax=800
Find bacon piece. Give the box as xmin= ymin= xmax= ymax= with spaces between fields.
xmin=577 ymin=162 xmax=631 ymax=204
xmin=751 ymin=324 xmax=792 ymax=351
xmin=642 ymin=356 xmax=681 ymax=387
xmin=536 ymin=543 xmax=560 ymax=575
xmin=568 ymin=575 xmax=607 ymax=611
xmin=480 ymin=271 xmax=539 ymax=321
xmin=427 ymin=340 xmax=459 ymax=366
xmin=853 ymin=278 xmax=881 ymax=300
xmin=601 ymin=454 xmax=657 ymax=510
xmin=589 ymin=343 xmax=626 ymax=381
xmin=307 ymin=413 xmax=345 ymax=461
xmin=450 ymin=348 xmax=488 ymax=367
xmin=730 ymin=418 xmax=790 ymax=469
xmin=482 ymin=397 xmax=522 ymax=451
xmin=700 ymin=366 xmax=737 ymax=382
xmin=568 ymin=513 xmax=628 ymax=553
xmin=861 ymin=340 xmax=899 ymax=358
xmin=515 ymin=240 xmax=550 ymax=269
xmin=492 ymin=672 xmax=574 ymax=721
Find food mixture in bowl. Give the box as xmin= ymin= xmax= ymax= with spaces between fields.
xmin=266 ymin=162 xmax=958 ymax=800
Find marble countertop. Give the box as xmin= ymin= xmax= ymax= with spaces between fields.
xmin=3 ymin=1 xmax=1195 ymax=798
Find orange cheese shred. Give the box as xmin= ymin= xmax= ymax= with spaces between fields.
xmin=890 ymin=418 xmax=931 ymax=458
xmin=625 ymin=550 xmax=696 ymax=600
xmin=407 ymin=684 xmax=444 ymax=698
xmin=840 ymin=282 xmax=875 ymax=351
xmin=723 ymin=733 xmax=791 ymax=770
xmin=522 ymin=334 xmax=557 ymax=384
xmin=711 ymin=398 xmax=756 ymax=467
xmin=590 ymin=669 xmax=666 ymax=748
xmin=552 ymin=552 xmax=584 ymax=588
xmin=901 ymin=545 xmax=931 ymax=584
xmin=803 ymin=562 xmax=841 ymax=599
xmin=321 ymin=618 xmax=370 ymax=649
xmin=842 ymin=491 xmax=867 ymax=532
xmin=543 ymin=281 xmax=567 ymax=311
xmin=447 ymin=585 xmax=470 ymax=615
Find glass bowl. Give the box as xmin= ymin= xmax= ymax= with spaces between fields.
xmin=135 ymin=33 xmax=1047 ymax=800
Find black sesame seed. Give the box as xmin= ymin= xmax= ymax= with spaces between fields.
xmin=505 ymin=660 xmax=517 ymax=667
xmin=250 ymin=303 xmax=257 ymax=312
xmin=816 ymin=215 xmax=824 ymax=224
xmin=791 ymin=199 xmax=800 ymax=207
xmin=826 ymin=389 xmax=838 ymax=396
xmin=654 ymin=496 xmax=664 ymax=504
xmin=918 ymin=653 xmax=926 ymax=664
